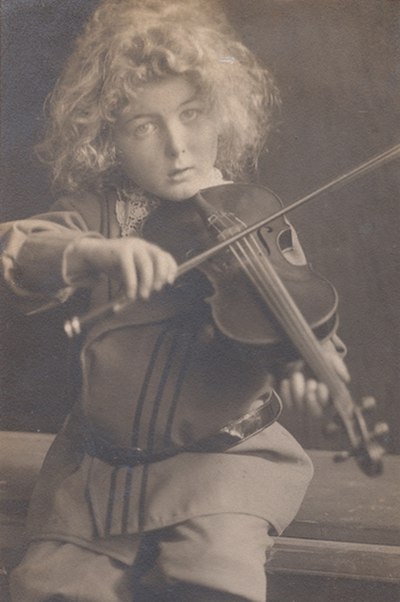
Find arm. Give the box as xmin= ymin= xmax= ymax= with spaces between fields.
xmin=0 ymin=193 xmax=177 ymax=314
xmin=0 ymin=195 xmax=104 ymax=313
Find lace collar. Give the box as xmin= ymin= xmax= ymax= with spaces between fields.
xmin=115 ymin=188 xmax=160 ymax=237
xmin=115 ymin=169 xmax=226 ymax=237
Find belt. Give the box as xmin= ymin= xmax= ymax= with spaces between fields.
xmin=66 ymin=390 xmax=282 ymax=467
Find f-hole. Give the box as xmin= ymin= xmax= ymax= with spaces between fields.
xmin=256 ymin=225 xmax=273 ymax=254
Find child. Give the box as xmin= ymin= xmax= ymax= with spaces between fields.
xmin=2 ymin=1 xmax=349 ymax=600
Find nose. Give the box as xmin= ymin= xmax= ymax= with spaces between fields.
xmin=164 ymin=121 xmax=187 ymax=158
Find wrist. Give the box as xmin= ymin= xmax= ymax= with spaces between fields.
xmin=63 ymin=233 xmax=104 ymax=287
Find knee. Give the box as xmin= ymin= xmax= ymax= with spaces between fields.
xmin=9 ymin=545 xmax=65 ymax=602
xmin=9 ymin=561 xmax=37 ymax=602
xmin=153 ymin=514 xmax=272 ymax=602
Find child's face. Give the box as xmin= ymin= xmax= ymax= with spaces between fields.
xmin=114 ymin=76 xmax=219 ymax=201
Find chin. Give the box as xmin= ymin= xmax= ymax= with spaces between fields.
xmin=159 ymin=184 xmax=201 ymax=202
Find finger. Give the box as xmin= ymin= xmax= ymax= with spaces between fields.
xmin=279 ymin=378 xmax=294 ymax=411
xmin=166 ymin=253 xmax=178 ymax=284
xmin=152 ymin=251 xmax=178 ymax=291
xmin=119 ymin=251 xmax=138 ymax=300
xmin=151 ymin=251 xmax=170 ymax=291
xmin=265 ymin=372 xmax=276 ymax=389
xmin=289 ymin=371 xmax=306 ymax=407
xmin=316 ymin=382 xmax=330 ymax=406
xmin=135 ymin=249 xmax=155 ymax=298
xmin=304 ymin=379 xmax=323 ymax=417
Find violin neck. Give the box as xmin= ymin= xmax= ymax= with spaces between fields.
xmin=250 ymin=258 xmax=361 ymax=445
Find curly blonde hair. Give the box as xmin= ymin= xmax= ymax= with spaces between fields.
xmin=37 ymin=0 xmax=280 ymax=193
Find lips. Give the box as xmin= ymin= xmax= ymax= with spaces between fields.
xmin=168 ymin=166 xmax=193 ymax=179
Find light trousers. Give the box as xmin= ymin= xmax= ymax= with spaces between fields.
xmin=11 ymin=513 xmax=274 ymax=602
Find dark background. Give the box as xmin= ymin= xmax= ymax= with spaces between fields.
xmin=1 ymin=0 xmax=399 ymax=452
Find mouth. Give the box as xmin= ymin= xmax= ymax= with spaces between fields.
xmin=168 ymin=167 xmax=194 ymax=181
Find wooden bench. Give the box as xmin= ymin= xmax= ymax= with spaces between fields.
xmin=268 ymin=449 xmax=400 ymax=601
xmin=1 ymin=431 xmax=400 ymax=601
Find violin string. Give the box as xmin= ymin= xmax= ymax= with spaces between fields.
xmin=216 ymin=211 xmax=352 ymax=407
xmin=234 ymin=239 xmax=355 ymax=421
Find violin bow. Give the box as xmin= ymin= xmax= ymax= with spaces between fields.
xmin=64 ymin=142 xmax=400 ymax=337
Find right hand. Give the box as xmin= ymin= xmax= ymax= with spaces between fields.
xmin=73 ymin=237 xmax=178 ymax=300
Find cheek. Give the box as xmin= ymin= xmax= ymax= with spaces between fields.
xmin=120 ymin=144 xmax=154 ymax=177
xmin=196 ymin=126 xmax=219 ymax=161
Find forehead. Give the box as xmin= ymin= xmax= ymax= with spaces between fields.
xmin=118 ymin=76 xmax=200 ymax=119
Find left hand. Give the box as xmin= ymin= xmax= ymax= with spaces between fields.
xmin=278 ymin=339 xmax=350 ymax=418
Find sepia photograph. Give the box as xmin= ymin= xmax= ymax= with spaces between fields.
xmin=1 ymin=1 xmax=399 ymax=600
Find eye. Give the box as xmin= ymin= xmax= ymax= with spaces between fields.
xmin=133 ymin=121 xmax=158 ymax=138
xmin=180 ymin=107 xmax=202 ymax=123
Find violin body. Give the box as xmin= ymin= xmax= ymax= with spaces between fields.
xmin=143 ymin=183 xmax=338 ymax=346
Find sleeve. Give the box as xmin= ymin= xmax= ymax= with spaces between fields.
xmin=0 ymin=194 xmax=105 ymax=314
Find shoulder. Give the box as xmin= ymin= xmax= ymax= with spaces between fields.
xmin=51 ymin=189 xmax=113 ymax=234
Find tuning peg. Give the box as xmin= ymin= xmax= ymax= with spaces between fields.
xmin=361 ymin=396 xmax=377 ymax=412
xmin=373 ymin=421 xmax=389 ymax=439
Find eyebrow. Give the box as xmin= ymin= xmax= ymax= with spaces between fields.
xmin=180 ymin=94 xmax=200 ymax=107
xmin=120 ymin=94 xmax=201 ymax=123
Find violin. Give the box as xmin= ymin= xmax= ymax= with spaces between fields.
xmin=142 ymin=184 xmax=338 ymax=348
xmin=64 ymin=143 xmax=400 ymax=475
